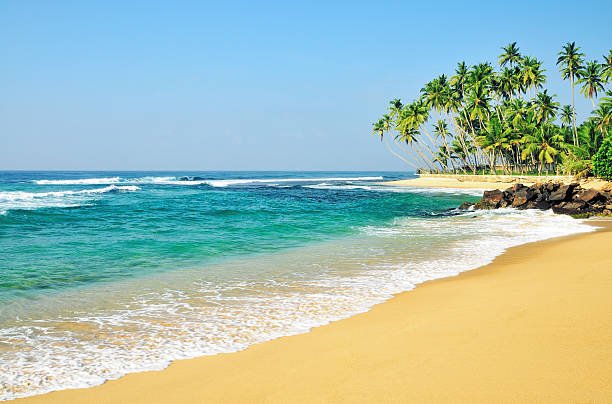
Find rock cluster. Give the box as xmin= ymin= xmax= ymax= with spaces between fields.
xmin=466 ymin=182 xmax=612 ymax=216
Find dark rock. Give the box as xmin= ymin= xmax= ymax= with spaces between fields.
xmin=511 ymin=188 xmax=534 ymax=207
xmin=549 ymin=184 xmax=576 ymax=202
xmin=576 ymin=189 xmax=603 ymax=204
xmin=544 ymin=182 xmax=558 ymax=192
xmin=458 ymin=202 xmax=474 ymax=210
xmin=467 ymin=181 xmax=612 ymax=216
xmin=552 ymin=201 xmax=587 ymax=215
xmin=507 ymin=183 xmax=527 ymax=193
xmin=535 ymin=200 xmax=552 ymax=210
xmin=475 ymin=189 xmax=504 ymax=209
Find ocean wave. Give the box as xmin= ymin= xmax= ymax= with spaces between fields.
xmin=32 ymin=176 xmax=385 ymax=187
xmin=34 ymin=177 xmax=122 ymax=185
xmin=0 ymin=209 xmax=594 ymax=400
xmin=302 ymin=183 xmax=483 ymax=195
xmin=0 ymin=185 xmax=139 ymax=214
xmin=201 ymin=176 xmax=384 ymax=187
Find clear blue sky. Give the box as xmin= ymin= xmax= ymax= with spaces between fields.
xmin=1 ymin=1 xmax=610 ymax=170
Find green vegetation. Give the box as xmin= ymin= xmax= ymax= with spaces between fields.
xmin=373 ymin=42 xmax=612 ymax=178
xmin=593 ymin=137 xmax=612 ymax=179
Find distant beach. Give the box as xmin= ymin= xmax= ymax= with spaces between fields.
xmin=382 ymin=173 xmax=612 ymax=191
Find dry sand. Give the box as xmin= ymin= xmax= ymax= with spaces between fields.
xmin=383 ymin=176 xmax=522 ymax=190
xmin=383 ymin=174 xmax=612 ymax=191
xmin=17 ymin=221 xmax=612 ymax=403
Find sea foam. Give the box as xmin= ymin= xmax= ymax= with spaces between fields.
xmin=0 ymin=185 xmax=139 ymax=214
xmin=32 ymin=176 xmax=385 ymax=187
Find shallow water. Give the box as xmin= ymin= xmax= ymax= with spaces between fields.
xmin=0 ymin=171 xmax=593 ymax=400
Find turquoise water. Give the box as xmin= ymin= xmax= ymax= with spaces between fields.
xmin=0 ymin=171 xmax=593 ymax=400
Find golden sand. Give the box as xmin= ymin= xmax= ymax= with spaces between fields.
xmin=17 ymin=222 xmax=612 ymax=403
xmin=383 ymin=174 xmax=612 ymax=191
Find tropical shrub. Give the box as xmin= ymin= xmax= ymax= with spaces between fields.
xmin=593 ymin=137 xmax=612 ymax=179
xmin=558 ymin=152 xmax=591 ymax=177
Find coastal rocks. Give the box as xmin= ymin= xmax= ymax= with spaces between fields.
xmin=474 ymin=190 xmax=504 ymax=209
xmin=549 ymin=184 xmax=577 ymax=202
xmin=465 ymin=181 xmax=612 ymax=216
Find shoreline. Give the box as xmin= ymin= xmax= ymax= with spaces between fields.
xmin=383 ymin=174 xmax=612 ymax=191
xmin=16 ymin=219 xmax=612 ymax=403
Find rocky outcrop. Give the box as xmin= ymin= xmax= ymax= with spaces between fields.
xmin=464 ymin=182 xmax=612 ymax=216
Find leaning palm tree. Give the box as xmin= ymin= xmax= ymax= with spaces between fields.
xmin=577 ymin=61 xmax=605 ymax=107
xmin=499 ymin=42 xmax=521 ymax=68
xmin=601 ymin=50 xmax=612 ymax=83
xmin=388 ymin=99 xmax=403 ymax=120
xmin=557 ymin=42 xmax=585 ymax=145
xmin=450 ymin=61 xmax=469 ymax=97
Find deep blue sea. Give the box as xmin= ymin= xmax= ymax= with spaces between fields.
xmin=0 ymin=171 xmax=593 ymax=400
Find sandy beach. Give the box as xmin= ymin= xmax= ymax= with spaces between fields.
xmin=17 ymin=219 xmax=612 ymax=403
xmin=383 ymin=176 xmax=536 ymax=189
xmin=383 ymin=174 xmax=612 ymax=191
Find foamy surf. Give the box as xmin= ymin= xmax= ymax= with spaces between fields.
xmin=31 ymin=176 xmax=385 ymax=187
xmin=0 ymin=185 xmax=139 ymax=214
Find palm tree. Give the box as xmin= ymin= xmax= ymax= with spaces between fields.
xmin=577 ymin=61 xmax=605 ymax=107
xmin=559 ymin=105 xmax=573 ymax=128
xmin=499 ymin=42 xmax=521 ymax=67
xmin=433 ymin=119 xmax=456 ymax=172
xmin=465 ymin=84 xmax=491 ymax=122
xmin=497 ymin=67 xmax=518 ymax=100
xmin=522 ymin=124 xmax=565 ymax=174
xmin=592 ymin=91 xmax=612 ymax=136
xmin=557 ymin=42 xmax=585 ymax=145
xmin=559 ymin=104 xmax=574 ymax=144
xmin=476 ymin=117 xmax=510 ymax=174
xmin=450 ymin=61 xmax=469 ymax=96
xmin=373 ymin=115 xmax=421 ymax=170
xmin=601 ymin=50 xmax=612 ymax=83
xmin=388 ymin=99 xmax=403 ymax=120
xmin=531 ymin=90 xmax=559 ymax=125
xmin=421 ymin=76 xmax=450 ymax=112
xmin=504 ymin=98 xmax=529 ymax=128
xmin=372 ymin=41 xmax=610 ymax=177
xmin=519 ymin=56 xmax=546 ymax=97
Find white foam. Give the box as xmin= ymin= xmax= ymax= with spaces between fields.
xmin=32 ymin=176 xmax=386 ymax=188
xmin=0 ymin=209 xmax=594 ymax=401
xmin=34 ymin=177 xmax=122 ymax=185
xmin=0 ymin=186 xmax=139 ymax=214
xmin=203 ymin=176 xmax=384 ymax=187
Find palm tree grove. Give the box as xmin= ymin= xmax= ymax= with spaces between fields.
xmin=373 ymin=42 xmax=612 ymax=179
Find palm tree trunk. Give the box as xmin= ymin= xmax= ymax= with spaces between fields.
xmin=383 ymin=138 xmax=419 ymax=170
xmin=571 ymin=74 xmax=579 ymax=146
